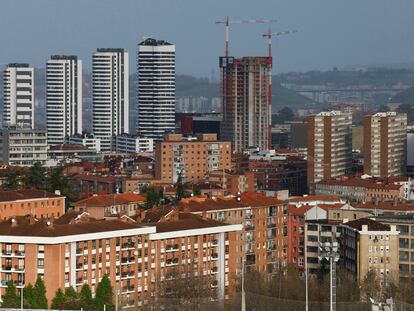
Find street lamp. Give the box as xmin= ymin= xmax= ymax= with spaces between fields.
xmin=318 ymin=241 xmax=340 ymax=311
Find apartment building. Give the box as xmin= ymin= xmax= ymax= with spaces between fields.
xmin=3 ymin=63 xmax=34 ymax=128
xmin=154 ymin=134 xmax=231 ymax=184
xmin=174 ymin=193 xmax=285 ymax=274
xmin=0 ymin=211 xmax=242 ymax=308
xmin=68 ymin=134 xmax=102 ymax=153
xmin=46 ymin=55 xmax=82 ymax=145
xmin=92 ymin=48 xmax=129 ymax=151
xmin=114 ymin=134 xmax=154 ymax=153
xmin=307 ymin=111 xmax=352 ymax=186
xmin=206 ymin=170 xmax=255 ymax=196
xmin=0 ymin=126 xmax=47 ymax=166
xmin=0 ymin=189 xmax=65 ymax=220
xmin=315 ymin=176 xmax=407 ymax=203
xmin=338 ymin=218 xmax=399 ymax=285
xmin=364 ymin=112 xmax=407 ymax=177
xmin=373 ymin=214 xmax=414 ymax=282
xmin=137 ymin=38 xmax=175 ymax=141
xmin=220 ymin=57 xmax=272 ymax=152
xmin=74 ymin=193 xmax=146 ymax=219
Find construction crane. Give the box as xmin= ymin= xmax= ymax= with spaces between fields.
xmin=215 ymin=16 xmax=277 ymax=58
xmin=262 ymin=28 xmax=298 ymax=59
xmin=262 ymin=28 xmax=297 ymax=149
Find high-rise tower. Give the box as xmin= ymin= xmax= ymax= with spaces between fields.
xmin=92 ymin=48 xmax=129 ymax=151
xmin=220 ymin=56 xmax=272 ymax=152
xmin=307 ymin=111 xmax=352 ymax=185
xmin=3 ymin=63 xmax=34 ymax=128
xmin=46 ymin=56 xmax=82 ymax=145
xmin=137 ymin=38 xmax=175 ymax=141
xmin=363 ymin=112 xmax=407 ymax=177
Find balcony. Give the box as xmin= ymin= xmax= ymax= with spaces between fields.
xmin=121 ymin=271 xmax=135 ymax=279
xmin=122 ymin=286 xmax=135 ymax=293
xmin=211 ymin=253 xmax=219 ymax=260
xmin=14 ymin=250 xmax=25 ymax=257
xmin=14 ymin=265 xmax=25 ymax=272
xmin=121 ymin=257 xmax=135 ymax=265
xmin=121 ymin=243 xmax=135 ymax=250
xmin=2 ymin=265 xmax=12 ymax=271
xmin=267 ymin=223 xmax=276 ymax=229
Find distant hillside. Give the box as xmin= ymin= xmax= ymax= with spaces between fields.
xmin=391 ymin=87 xmax=414 ymax=105
xmin=272 ymin=83 xmax=311 ymax=111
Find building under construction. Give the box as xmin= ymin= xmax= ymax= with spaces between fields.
xmin=220 ymin=56 xmax=272 ymax=152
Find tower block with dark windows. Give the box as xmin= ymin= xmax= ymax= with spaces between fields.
xmin=220 ymin=56 xmax=272 ymax=152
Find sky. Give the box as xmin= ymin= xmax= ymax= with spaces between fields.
xmin=1 ymin=0 xmax=414 ymax=77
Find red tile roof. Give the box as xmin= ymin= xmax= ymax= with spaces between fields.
xmin=288 ymin=195 xmax=343 ymax=203
xmin=74 ymin=193 xmax=146 ymax=207
xmin=0 ymin=189 xmax=63 ymax=202
xmin=343 ymin=218 xmax=390 ymax=231
xmin=72 ymin=174 xmax=117 ymax=183
xmin=178 ymin=193 xmax=283 ymax=213
xmin=152 ymin=213 xmax=230 ymax=233
xmin=0 ymin=215 xmax=147 ymax=237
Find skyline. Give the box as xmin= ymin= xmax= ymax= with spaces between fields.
xmin=0 ymin=0 xmax=413 ymax=77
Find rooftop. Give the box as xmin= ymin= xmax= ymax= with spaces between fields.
xmin=343 ymin=218 xmax=390 ymax=231
xmin=75 ymin=193 xmax=146 ymax=207
xmin=0 ymin=189 xmax=64 ymax=202
xmin=178 ymin=193 xmax=283 ymax=213
xmin=0 ymin=215 xmax=148 ymax=237
xmin=139 ymin=38 xmax=173 ymax=46
xmin=152 ymin=212 xmax=230 ymax=233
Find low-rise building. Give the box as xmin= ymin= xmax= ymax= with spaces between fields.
xmin=373 ymin=214 xmax=414 ymax=282
xmin=0 ymin=189 xmax=65 ymax=220
xmin=0 ymin=126 xmax=47 ymax=166
xmin=114 ymin=134 xmax=154 ymax=153
xmin=315 ymin=176 xmax=409 ymax=203
xmin=0 ymin=212 xmax=242 ymax=308
xmin=172 ymin=193 xmax=285 ymax=274
xmin=48 ymin=144 xmax=99 ymax=163
xmin=338 ymin=218 xmax=399 ymax=285
xmin=68 ymin=134 xmax=101 ymax=153
xmin=74 ymin=193 xmax=146 ymax=218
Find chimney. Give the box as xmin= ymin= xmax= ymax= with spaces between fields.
xmin=202 ymin=210 xmax=207 ymax=219
xmin=55 ymin=190 xmax=61 ymax=196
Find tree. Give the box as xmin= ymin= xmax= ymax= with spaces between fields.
xmin=157 ymin=269 xmax=216 ymax=310
xmin=145 ymin=186 xmax=160 ymax=209
xmin=64 ymin=287 xmax=80 ymax=309
xmin=46 ymin=166 xmax=74 ymax=208
xmin=79 ymin=284 xmax=93 ymax=311
xmin=2 ymin=281 xmax=20 ymax=308
xmin=93 ymin=275 xmax=114 ymax=311
xmin=175 ymin=171 xmax=185 ymax=201
xmin=361 ymin=269 xmax=381 ymax=302
xmin=2 ymin=169 xmax=21 ymax=190
xmin=51 ymin=288 xmax=66 ymax=310
xmin=32 ymin=276 xmax=48 ymax=309
xmin=26 ymin=162 xmax=47 ymax=190
xmin=23 ymin=283 xmax=35 ymax=308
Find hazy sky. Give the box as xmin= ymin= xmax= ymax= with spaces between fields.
xmin=1 ymin=0 xmax=414 ymax=77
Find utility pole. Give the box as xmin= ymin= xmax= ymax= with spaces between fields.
xmin=241 ymin=257 xmax=246 ymax=311
xmin=318 ymin=241 xmax=340 ymax=311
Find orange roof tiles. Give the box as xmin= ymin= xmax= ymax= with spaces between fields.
xmin=0 ymin=189 xmax=63 ymax=202
xmin=74 ymin=193 xmax=146 ymax=207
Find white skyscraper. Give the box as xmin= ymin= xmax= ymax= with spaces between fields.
xmin=46 ymin=55 xmax=82 ymax=145
xmin=3 ymin=63 xmax=34 ymax=128
xmin=137 ymin=38 xmax=175 ymax=141
xmin=92 ymin=48 xmax=129 ymax=151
